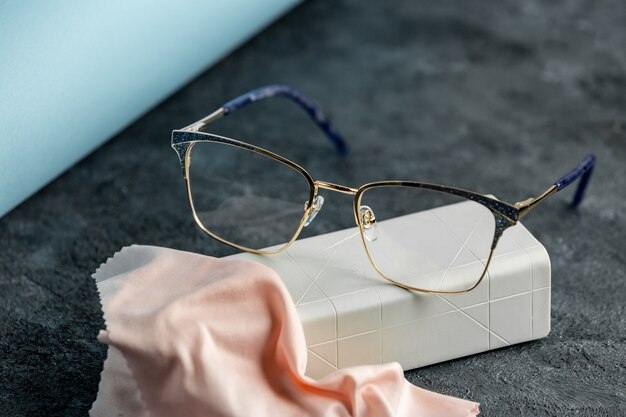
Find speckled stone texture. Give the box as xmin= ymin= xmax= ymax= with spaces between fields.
xmin=1 ymin=0 xmax=624 ymax=415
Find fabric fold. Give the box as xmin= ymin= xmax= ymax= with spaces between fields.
xmin=90 ymin=245 xmax=479 ymax=417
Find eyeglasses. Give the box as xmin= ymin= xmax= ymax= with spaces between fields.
xmin=172 ymin=85 xmax=595 ymax=294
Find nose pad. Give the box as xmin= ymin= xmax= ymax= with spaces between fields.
xmin=303 ymin=195 xmax=324 ymax=227
xmin=359 ymin=205 xmax=378 ymax=241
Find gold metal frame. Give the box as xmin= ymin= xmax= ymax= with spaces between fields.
xmin=353 ymin=182 xmax=500 ymax=294
xmin=180 ymin=133 xmax=317 ymax=255
xmin=172 ymin=119 xmax=563 ymax=294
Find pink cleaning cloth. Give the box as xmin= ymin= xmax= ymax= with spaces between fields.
xmin=90 ymin=245 xmax=479 ymax=417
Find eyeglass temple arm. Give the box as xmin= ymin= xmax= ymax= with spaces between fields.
xmin=185 ymin=85 xmax=349 ymax=155
xmin=514 ymin=154 xmax=596 ymax=218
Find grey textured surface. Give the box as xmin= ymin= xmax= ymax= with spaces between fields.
xmin=1 ymin=0 xmax=625 ymax=415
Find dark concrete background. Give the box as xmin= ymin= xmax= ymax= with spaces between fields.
xmin=1 ymin=0 xmax=625 ymax=415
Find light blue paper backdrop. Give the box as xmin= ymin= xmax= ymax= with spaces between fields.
xmin=0 ymin=0 xmax=301 ymax=218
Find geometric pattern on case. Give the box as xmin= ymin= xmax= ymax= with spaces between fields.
xmin=227 ymin=201 xmax=551 ymax=379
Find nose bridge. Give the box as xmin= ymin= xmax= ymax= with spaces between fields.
xmin=315 ymin=180 xmax=358 ymax=195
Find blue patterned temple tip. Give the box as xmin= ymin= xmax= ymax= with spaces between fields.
xmin=222 ymin=85 xmax=349 ymax=156
xmin=554 ymin=154 xmax=596 ymax=207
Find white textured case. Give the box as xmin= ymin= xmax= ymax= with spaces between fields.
xmin=226 ymin=202 xmax=551 ymax=379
